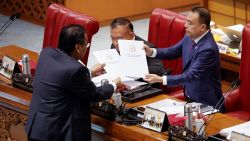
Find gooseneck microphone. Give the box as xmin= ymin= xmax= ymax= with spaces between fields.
xmin=10 ymin=13 xmax=21 ymax=21
xmin=0 ymin=13 xmax=21 ymax=37
xmin=199 ymin=79 xmax=241 ymax=136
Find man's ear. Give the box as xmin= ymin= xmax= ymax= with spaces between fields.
xmin=129 ymin=31 xmax=135 ymax=39
xmin=201 ymin=24 xmax=207 ymax=31
xmin=75 ymin=44 xmax=81 ymax=53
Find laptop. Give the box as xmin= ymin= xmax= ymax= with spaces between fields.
xmin=217 ymin=25 xmax=242 ymax=42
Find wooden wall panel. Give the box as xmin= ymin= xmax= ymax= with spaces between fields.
xmin=235 ymin=2 xmax=246 ymax=19
xmin=65 ymin=0 xmax=203 ymax=26
xmin=208 ymin=0 xmax=250 ymax=26
xmin=208 ymin=0 xmax=234 ymax=16
xmin=211 ymin=12 xmax=235 ymax=26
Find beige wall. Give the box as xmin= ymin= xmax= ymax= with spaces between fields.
xmin=65 ymin=0 xmax=202 ymax=25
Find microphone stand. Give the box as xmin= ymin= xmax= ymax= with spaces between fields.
xmin=0 ymin=14 xmax=20 ymax=37
xmin=0 ymin=19 xmax=12 ymax=32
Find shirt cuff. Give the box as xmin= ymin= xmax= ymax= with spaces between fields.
xmin=110 ymin=82 xmax=117 ymax=91
xmin=150 ymin=48 xmax=157 ymax=57
xmin=162 ymin=75 xmax=167 ymax=85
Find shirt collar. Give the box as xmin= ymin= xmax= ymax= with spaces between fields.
xmin=78 ymin=60 xmax=86 ymax=66
xmin=194 ymin=30 xmax=209 ymax=44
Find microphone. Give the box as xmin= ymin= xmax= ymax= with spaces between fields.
xmin=230 ymin=78 xmax=241 ymax=88
xmin=10 ymin=13 xmax=21 ymax=21
xmin=199 ymin=79 xmax=241 ymax=136
xmin=101 ymin=79 xmax=109 ymax=86
xmin=0 ymin=13 xmax=21 ymax=37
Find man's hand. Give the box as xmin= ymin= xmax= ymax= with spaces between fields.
xmin=144 ymin=44 xmax=153 ymax=57
xmin=112 ymin=77 xmax=127 ymax=92
xmin=143 ymin=74 xmax=163 ymax=83
xmin=91 ymin=63 xmax=106 ymax=77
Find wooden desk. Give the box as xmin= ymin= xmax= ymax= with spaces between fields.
xmin=220 ymin=52 xmax=240 ymax=73
xmin=0 ymin=45 xmax=244 ymax=141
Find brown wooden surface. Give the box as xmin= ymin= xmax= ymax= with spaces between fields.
xmin=220 ymin=52 xmax=240 ymax=73
xmin=207 ymin=0 xmax=250 ymax=26
xmin=65 ymin=0 xmax=203 ymax=26
xmin=0 ymin=45 xmax=245 ymax=141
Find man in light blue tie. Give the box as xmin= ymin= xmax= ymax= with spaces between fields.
xmin=143 ymin=7 xmax=223 ymax=110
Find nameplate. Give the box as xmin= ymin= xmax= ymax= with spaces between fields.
xmin=140 ymin=106 xmax=169 ymax=132
xmin=0 ymin=56 xmax=16 ymax=79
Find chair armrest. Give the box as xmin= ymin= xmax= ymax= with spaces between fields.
xmin=224 ymin=88 xmax=241 ymax=112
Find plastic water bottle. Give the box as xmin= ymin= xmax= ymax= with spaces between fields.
xmin=112 ymin=92 xmax=122 ymax=108
xmin=194 ymin=105 xmax=205 ymax=135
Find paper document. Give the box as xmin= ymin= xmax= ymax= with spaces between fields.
xmin=220 ymin=121 xmax=250 ymax=140
xmin=92 ymin=73 xmax=136 ymax=87
xmin=144 ymin=99 xmax=186 ymax=116
xmin=93 ymin=49 xmax=123 ymax=76
xmin=118 ymin=40 xmax=149 ymax=78
xmin=227 ymin=24 xmax=244 ymax=32
xmin=144 ymin=99 xmax=218 ymax=116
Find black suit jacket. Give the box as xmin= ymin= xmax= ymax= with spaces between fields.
xmin=25 ymin=48 xmax=114 ymax=141
xmin=111 ymin=35 xmax=165 ymax=76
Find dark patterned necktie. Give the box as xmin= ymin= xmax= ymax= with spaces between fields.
xmin=190 ymin=40 xmax=196 ymax=53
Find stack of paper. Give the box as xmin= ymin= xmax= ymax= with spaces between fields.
xmin=144 ymin=99 xmax=186 ymax=116
xmin=144 ymin=99 xmax=218 ymax=116
xmin=220 ymin=121 xmax=250 ymax=140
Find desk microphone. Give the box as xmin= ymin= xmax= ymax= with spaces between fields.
xmin=10 ymin=13 xmax=21 ymax=21
xmin=199 ymin=79 xmax=241 ymax=136
xmin=101 ymin=79 xmax=109 ymax=85
xmin=0 ymin=13 xmax=21 ymax=37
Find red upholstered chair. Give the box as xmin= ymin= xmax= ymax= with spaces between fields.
xmin=148 ymin=8 xmax=186 ymax=75
xmin=43 ymin=3 xmax=99 ymax=65
xmin=225 ymin=24 xmax=250 ymax=121
xmin=148 ymin=8 xmax=186 ymax=99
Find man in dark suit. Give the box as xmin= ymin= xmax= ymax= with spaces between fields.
xmin=110 ymin=17 xmax=165 ymax=76
xmin=25 ymin=24 xmax=123 ymax=141
xmin=144 ymin=7 xmax=223 ymax=109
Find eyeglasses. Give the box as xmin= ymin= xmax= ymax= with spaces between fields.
xmin=81 ymin=43 xmax=90 ymax=48
xmin=86 ymin=43 xmax=90 ymax=48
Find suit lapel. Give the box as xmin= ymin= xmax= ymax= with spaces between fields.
xmin=183 ymin=32 xmax=211 ymax=70
xmin=183 ymin=46 xmax=198 ymax=70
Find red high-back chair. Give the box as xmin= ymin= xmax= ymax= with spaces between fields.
xmin=43 ymin=3 xmax=99 ymax=65
xmin=225 ymin=24 xmax=250 ymax=121
xmin=148 ymin=8 xmax=186 ymax=75
xmin=148 ymin=8 xmax=186 ymax=96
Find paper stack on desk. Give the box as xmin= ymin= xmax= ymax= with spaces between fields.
xmin=144 ymin=99 xmax=218 ymax=116
xmin=220 ymin=121 xmax=250 ymax=140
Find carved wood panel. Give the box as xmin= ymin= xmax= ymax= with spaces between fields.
xmin=0 ymin=0 xmax=64 ymax=24
xmin=0 ymin=105 xmax=27 ymax=141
